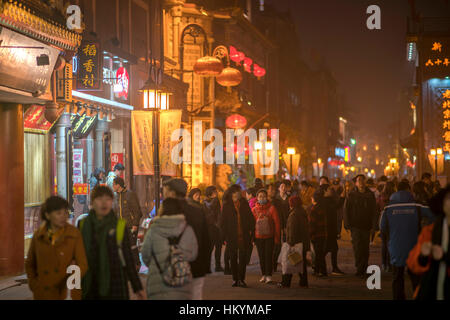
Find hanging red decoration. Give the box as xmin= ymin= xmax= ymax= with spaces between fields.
xmin=226 ymin=114 xmax=247 ymax=129
xmin=216 ymin=67 xmax=242 ymax=88
xmin=243 ymin=57 xmax=253 ymax=73
xmin=193 ymin=56 xmax=224 ymax=76
xmin=253 ymin=63 xmax=266 ymax=79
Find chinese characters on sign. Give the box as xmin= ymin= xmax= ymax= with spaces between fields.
xmin=423 ymin=38 xmax=450 ymax=80
xmin=442 ymin=89 xmax=450 ymax=152
xmin=76 ymin=41 xmax=102 ymax=90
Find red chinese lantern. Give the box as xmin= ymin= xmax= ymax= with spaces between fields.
xmin=216 ymin=67 xmax=242 ymax=88
xmin=226 ymin=114 xmax=247 ymax=129
xmin=243 ymin=57 xmax=253 ymax=73
xmin=193 ymin=56 xmax=224 ymax=76
xmin=253 ymin=63 xmax=266 ymax=79
xmin=230 ymin=46 xmax=245 ymax=65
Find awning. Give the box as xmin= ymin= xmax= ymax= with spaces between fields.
xmin=72 ymin=91 xmax=134 ymax=111
xmin=24 ymin=105 xmax=64 ymax=134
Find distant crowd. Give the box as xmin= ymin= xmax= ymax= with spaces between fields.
xmin=25 ymin=165 xmax=450 ymax=300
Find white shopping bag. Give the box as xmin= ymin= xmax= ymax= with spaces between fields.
xmin=280 ymin=242 xmax=303 ymax=274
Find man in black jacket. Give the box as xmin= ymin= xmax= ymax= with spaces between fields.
xmin=203 ymin=186 xmax=224 ymax=272
xmin=272 ymin=180 xmax=291 ymax=272
xmin=112 ymin=177 xmax=143 ymax=269
xmin=344 ymin=175 xmax=378 ymax=278
xmin=220 ymin=184 xmax=255 ymax=287
xmin=162 ymin=178 xmax=211 ymax=299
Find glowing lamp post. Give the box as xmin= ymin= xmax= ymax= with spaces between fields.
xmin=139 ymin=63 xmax=172 ymax=214
xmin=430 ymin=148 xmax=442 ymax=181
xmin=287 ymin=147 xmax=296 ymax=180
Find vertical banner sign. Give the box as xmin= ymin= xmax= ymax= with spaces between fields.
xmin=131 ymin=111 xmax=154 ymax=175
xmin=77 ymin=41 xmax=102 ymax=90
xmin=422 ymin=37 xmax=450 ymax=80
xmin=111 ymin=153 xmax=124 ymax=171
xmin=442 ymin=89 xmax=450 ymax=152
xmin=73 ymin=149 xmax=83 ymax=184
xmin=160 ymin=110 xmax=182 ymax=176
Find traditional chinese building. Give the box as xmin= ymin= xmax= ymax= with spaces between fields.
xmin=0 ymin=0 xmax=82 ymax=276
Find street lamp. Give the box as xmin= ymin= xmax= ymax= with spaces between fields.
xmin=287 ymin=147 xmax=296 ymax=180
xmin=139 ymin=62 xmax=173 ymax=214
xmin=430 ymin=148 xmax=442 ymax=181
xmin=357 ymin=156 xmax=362 ymax=162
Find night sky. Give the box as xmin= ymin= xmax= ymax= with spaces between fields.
xmin=267 ymin=0 xmax=415 ymax=137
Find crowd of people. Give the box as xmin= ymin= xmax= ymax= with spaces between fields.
xmin=25 ymin=165 xmax=450 ymax=300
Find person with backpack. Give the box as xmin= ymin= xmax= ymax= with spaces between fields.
xmin=220 ymin=184 xmax=255 ymax=287
xmin=252 ymin=189 xmax=281 ymax=284
xmin=25 ymin=196 xmax=88 ymax=300
xmin=141 ymin=198 xmax=198 ymax=300
xmin=380 ymin=181 xmax=435 ymax=300
xmin=80 ymin=185 xmax=144 ymax=300
xmin=162 ymin=178 xmax=211 ymax=299
xmin=203 ymin=186 xmax=224 ymax=272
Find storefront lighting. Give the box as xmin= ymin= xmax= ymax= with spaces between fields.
xmin=266 ymin=141 xmax=273 ymax=151
xmin=254 ymin=141 xmax=262 ymax=150
xmin=72 ymin=90 xmax=134 ymax=110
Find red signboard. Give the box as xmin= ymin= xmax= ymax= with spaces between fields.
xmin=111 ymin=153 xmax=124 ymax=171
xmin=73 ymin=183 xmax=89 ymax=195
xmin=24 ymin=105 xmax=62 ymax=132
xmin=114 ymin=67 xmax=129 ymax=100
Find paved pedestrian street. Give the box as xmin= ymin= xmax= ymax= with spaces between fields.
xmin=0 ymin=235 xmax=410 ymax=300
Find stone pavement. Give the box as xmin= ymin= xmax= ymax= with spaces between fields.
xmin=0 ymin=232 xmax=413 ymax=300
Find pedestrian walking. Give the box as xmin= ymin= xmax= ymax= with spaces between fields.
xmin=112 ymin=177 xmax=143 ymax=269
xmin=272 ymin=180 xmax=291 ymax=272
xmin=80 ymin=186 xmax=144 ymax=300
xmin=407 ymin=185 xmax=450 ymax=300
xmin=322 ymin=184 xmax=345 ymax=275
xmin=300 ymin=180 xmax=315 ymax=210
xmin=377 ymin=181 xmax=396 ymax=272
xmin=187 ymin=188 xmax=202 ymax=206
xmin=246 ymin=187 xmax=258 ymax=210
xmin=308 ymin=189 xmax=328 ymax=277
xmin=380 ymin=181 xmax=435 ymax=300
xmin=220 ymin=184 xmax=255 ymax=287
xmin=162 ymin=178 xmax=211 ymax=299
xmin=343 ymin=174 xmax=378 ymax=278
xmin=331 ymin=179 xmax=344 ymax=238
xmin=25 ymin=196 xmax=88 ymax=300
xmin=89 ymin=167 xmax=105 ymax=191
xmin=279 ymin=196 xmax=311 ymax=288
xmin=141 ymin=198 xmax=198 ymax=300
xmin=252 ymin=189 xmax=280 ymax=284
xmin=106 ymin=163 xmax=125 ymax=190
xmin=203 ymin=186 xmax=224 ymax=272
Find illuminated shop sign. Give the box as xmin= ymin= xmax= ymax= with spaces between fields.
xmin=442 ymin=89 xmax=450 ymax=152
xmin=335 ymin=147 xmax=345 ymax=158
xmin=76 ymin=41 xmax=102 ymax=91
xmin=422 ymin=38 xmax=450 ymax=80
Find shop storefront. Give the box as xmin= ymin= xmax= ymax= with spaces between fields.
xmin=0 ymin=0 xmax=82 ymax=276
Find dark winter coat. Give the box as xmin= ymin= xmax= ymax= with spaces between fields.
xmin=272 ymin=194 xmax=290 ymax=231
xmin=179 ymin=198 xmax=211 ymax=278
xmin=113 ymin=189 xmax=143 ymax=228
xmin=203 ymin=197 xmax=222 ymax=242
xmin=343 ymin=187 xmax=378 ymax=231
xmin=220 ymin=197 xmax=255 ymax=248
xmin=286 ymin=206 xmax=310 ymax=251
xmin=308 ymin=204 xmax=327 ymax=241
